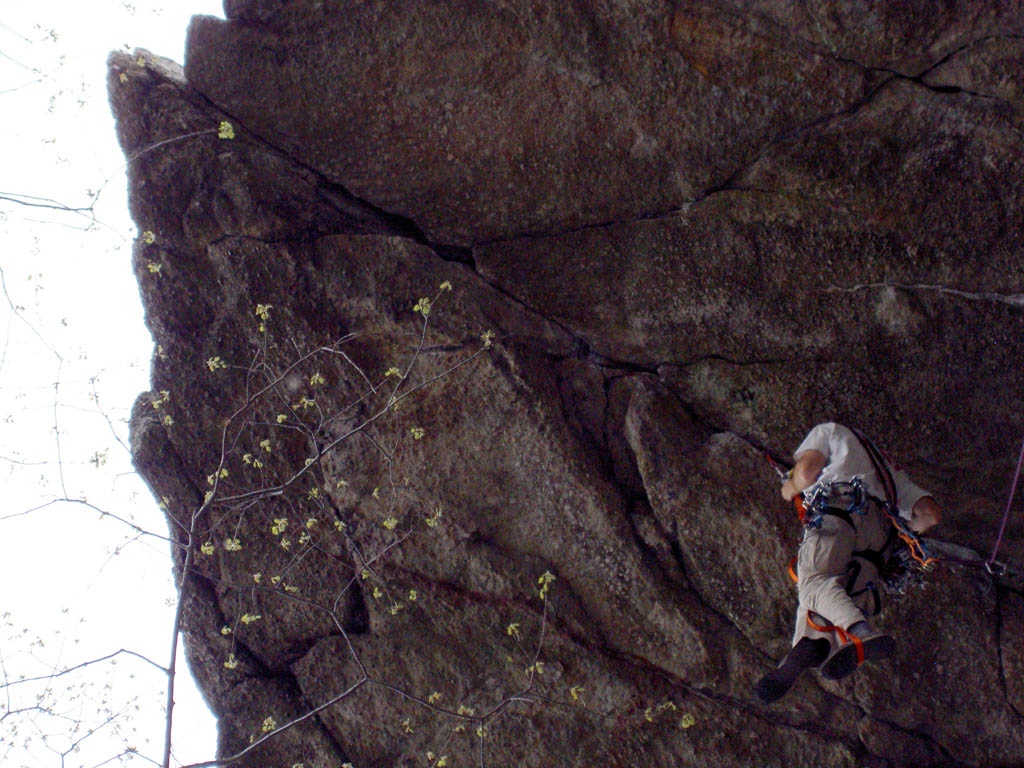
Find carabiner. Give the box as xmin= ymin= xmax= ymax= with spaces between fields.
xmin=985 ymin=559 xmax=1007 ymax=577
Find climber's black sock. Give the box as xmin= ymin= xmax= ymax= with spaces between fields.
xmin=847 ymin=620 xmax=870 ymax=637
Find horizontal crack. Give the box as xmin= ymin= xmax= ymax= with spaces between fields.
xmin=826 ymin=282 xmax=1024 ymax=308
xmin=812 ymin=31 xmax=1024 ymax=82
xmin=911 ymin=32 xmax=1024 ymax=81
xmin=474 ymin=85 xmax=905 ymax=248
xmin=206 ymin=232 xmax=331 ymax=249
xmin=634 ymin=649 xmax=864 ymax=755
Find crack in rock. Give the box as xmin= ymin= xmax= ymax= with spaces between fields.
xmin=826 ymin=282 xmax=1024 ymax=308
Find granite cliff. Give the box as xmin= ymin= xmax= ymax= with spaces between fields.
xmin=109 ymin=2 xmax=1024 ymax=766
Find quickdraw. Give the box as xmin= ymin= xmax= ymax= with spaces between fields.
xmin=880 ymin=503 xmax=936 ymax=570
xmin=802 ymin=477 xmax=870 ymax=529
xmin=988 ymin=437 xmax=1024 ymax=573
xmin=878 ymin=541 xmax=928 ymax=596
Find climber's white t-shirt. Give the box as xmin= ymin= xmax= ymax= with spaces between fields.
xmin=794 ymin=422 xmax=930 ymax=520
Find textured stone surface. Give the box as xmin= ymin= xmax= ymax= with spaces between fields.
xmin=1003 ymin=589 xmax=1024 ymax=719
xmin=110 ymin=3 xmax=1024 ymax=766
xmin=183 ymin=1 xmax=875 ymax=246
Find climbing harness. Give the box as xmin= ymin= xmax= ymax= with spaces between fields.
xmin=766 ymin=430 xmax=1024 ymax=582
xmin=798 ymin=477 xmax=903 ymax=600
xmin=767 ymin=427 xmax=1024 ymax=675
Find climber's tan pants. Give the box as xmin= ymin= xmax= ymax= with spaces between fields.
xmin=792 ymin=504 xmax=892 ymax=648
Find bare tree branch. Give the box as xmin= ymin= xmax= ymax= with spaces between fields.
xmin=0 ymin=192 xmax=92 ymax=213
xmin=0 ymin=648 xmax=167 ymax=690
xmin=0 ymin=497 xmax=174 ymax=545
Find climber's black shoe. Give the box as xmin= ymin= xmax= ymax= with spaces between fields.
xmin=820 ymin=621 xmax=895 ymax=681
xmin=754 ymin=637 xmax=830 ymax=704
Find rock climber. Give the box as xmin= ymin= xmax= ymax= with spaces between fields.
xmin=754 ymin=422 xmax=942 ymax=704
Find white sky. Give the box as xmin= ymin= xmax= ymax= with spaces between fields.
xmin=1 ymin=2 xmax=224 ymax=766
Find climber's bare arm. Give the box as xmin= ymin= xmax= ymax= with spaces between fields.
xmin=781 ymin=449 xmax=826 ymax=502
xmin=909 ymin=496 xmax=942 ymax=534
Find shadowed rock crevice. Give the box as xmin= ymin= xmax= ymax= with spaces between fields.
xmin=185 ymin=83 xmax=482 ymax=267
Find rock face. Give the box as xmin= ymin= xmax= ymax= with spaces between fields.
xmin=110 ymin=2 xmax=1024 ymax=766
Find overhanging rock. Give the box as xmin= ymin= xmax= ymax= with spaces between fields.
xmin=110 ymin=3 xmax=1024 ymax=766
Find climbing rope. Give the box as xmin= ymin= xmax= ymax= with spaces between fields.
xmin=986 ymin=436 xmax=1024 ymax=576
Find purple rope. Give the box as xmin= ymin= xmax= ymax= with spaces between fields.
xmin=988 ymin=436 xmax=1024 ymax=568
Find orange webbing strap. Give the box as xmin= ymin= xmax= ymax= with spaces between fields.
xmin=881 ymin=506 xmax=937 ymax=569
xmin=807 ymin=612 xmax=865 ymax=665
xmin=788 ymin=556 xmax=798 ymax=584
xmin=794 ymin=495 xmax=807 ymax=526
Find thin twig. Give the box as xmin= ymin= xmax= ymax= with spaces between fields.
xmin=175 ymin=678 xmax=369 ymax=768
xmin=0 ymin=497 xmax=174 ymax=544
xmin=0 ymin=648 xmax=167 ymax=689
